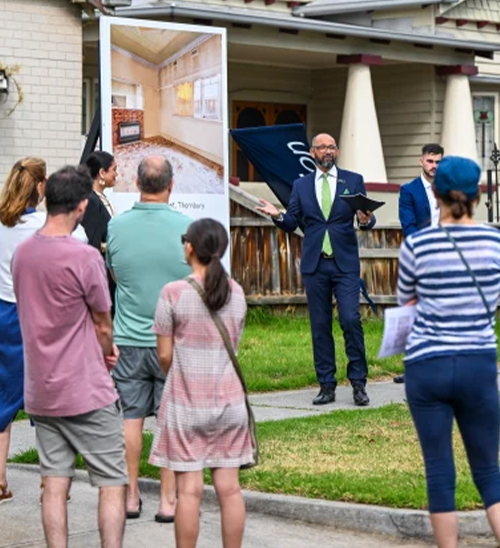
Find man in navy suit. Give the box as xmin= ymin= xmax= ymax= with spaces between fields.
xmin=399 ymin=143 xmax=444 ymax=238
xmin=394 ymin=143 xmax=443 ymax=384
xmin=257 ymin=133 xmax=374 ymax=406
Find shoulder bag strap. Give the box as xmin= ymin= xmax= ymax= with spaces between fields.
xmin=440 ymin=225 xmax=493 ymax=324
xmin=185 ymin=277 xmax=248 ymax=393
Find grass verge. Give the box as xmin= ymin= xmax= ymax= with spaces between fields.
xmin=240 ymin=308 xmax=404 ymax=392
xmin=11 ymin=403 xmax=483 ymax=511
xmin=15 ymin=410 xmax=29 ymax=421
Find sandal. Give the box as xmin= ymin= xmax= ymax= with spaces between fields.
xmin=154 ymin=512 xmax=174 ymax=523
xmin=126 ymin=498 xmax=142 ymax=519
xmin=0 ymin=484 xmax=13 ymax=505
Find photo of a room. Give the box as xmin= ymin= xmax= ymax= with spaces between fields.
xmin=110 ymin=25 xmax=224 ymax=194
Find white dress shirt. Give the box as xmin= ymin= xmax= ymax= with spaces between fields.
xmin=421 ymin=175 xmax=440 ymax=228
xmin=315 ymin=166 xmax=338 ymax=213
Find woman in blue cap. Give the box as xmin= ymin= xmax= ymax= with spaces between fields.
xmin=398 ymin=156 xmax=500 ymax=547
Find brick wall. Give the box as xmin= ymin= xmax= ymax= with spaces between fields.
xmin=0 ymin=0 xmax=82 ymax=184
xmin=112 ymin=108 xmax=144 ymax=147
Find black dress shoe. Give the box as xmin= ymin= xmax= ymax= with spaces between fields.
xmin=393 ymin=375 xmax=405 ymax=384
xmin=312 ymin=387 xmax=336 ymax=405
xmin=353 ymin=385 xmax=370 ymax=406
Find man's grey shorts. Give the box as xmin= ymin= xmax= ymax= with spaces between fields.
xmin=112 ymin=346 xmax=166 ymax=420
xmin=31 ymin=401 xmax=128 ymax=488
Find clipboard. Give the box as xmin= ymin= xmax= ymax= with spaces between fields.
xmin=339 ymin=193 xmax=385 ymax=215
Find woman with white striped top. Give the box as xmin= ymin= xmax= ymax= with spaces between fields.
xmin=398 ymin=156 xmax=500 ymax=548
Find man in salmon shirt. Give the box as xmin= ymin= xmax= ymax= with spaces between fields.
xmin=12 ymin=165 xmax=127 ymax=548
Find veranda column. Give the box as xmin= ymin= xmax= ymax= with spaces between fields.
xmin=437 ymin=65 xmax=478 ymax=161
xmin=337 ymin=54 xmax=387 ymax=183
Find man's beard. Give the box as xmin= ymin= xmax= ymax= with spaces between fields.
xmin=423 ymin=168 xmax=436 ymax=180
xmin=315 ymin=156 xmax=335 ymax=171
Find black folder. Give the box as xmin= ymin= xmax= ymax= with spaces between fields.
xmin=339 ymin=193 xmax=385 ymax=215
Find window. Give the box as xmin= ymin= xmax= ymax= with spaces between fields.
xmin=194 ymin=79 xmax=201 ymax=118
xmin=82 ymin=79 xmax=90 ymax=135
xmin=194 ymin=74 xmax=221 ymax=121
xmin=473 ymin=93 xmax=499 ymax=172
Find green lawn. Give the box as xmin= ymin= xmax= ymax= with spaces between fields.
xmin=240 ymin=308 xmax=403 ymax=392
xmin=11 ymin=403 xmax=484 ymax=511
xmin=14 ymin=410 xmax=29 ymax=421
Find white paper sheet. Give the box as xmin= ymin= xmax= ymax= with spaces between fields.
xmin=378 ymin=305 xmax=417 ymax=358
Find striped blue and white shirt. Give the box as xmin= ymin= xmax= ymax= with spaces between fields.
xmin=397 ymin=224 xmax=500 ymax=364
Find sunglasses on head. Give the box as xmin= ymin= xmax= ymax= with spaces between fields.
xmin=181 ymin=234 xmax=189 ymax=245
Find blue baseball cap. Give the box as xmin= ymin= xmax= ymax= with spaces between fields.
xmin=433 ymin=156 xmax=481 ymax=199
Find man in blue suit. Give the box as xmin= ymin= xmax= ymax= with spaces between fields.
xmin=257 ymin=133 xmax=374 ymax=406
xmin=394 ymin=143 xmax=443 ymax=384
xmin=399 ymin=143 xmax=443 ymax=238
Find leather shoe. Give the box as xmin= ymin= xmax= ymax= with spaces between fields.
xmin=393 ymin=375 xmax=405 ymax=384
xmin=353 ymin=385 xmax=370 ymax=406
xmin=312 ymin=387 xmax=336 ymax=405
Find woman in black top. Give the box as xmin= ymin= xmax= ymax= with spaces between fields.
xmin=81 ymin=151 xmax=118 ymax=311
xmin=81 ymin=151 xmax=117 ymax=252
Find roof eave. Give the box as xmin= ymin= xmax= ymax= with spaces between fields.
xmin=114 ymin=2 xmax=498 ymax=59
xmin=293 ymin=0 xmax=443 ymax=18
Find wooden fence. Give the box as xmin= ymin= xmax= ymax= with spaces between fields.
xmin=229 ymin=186 xmax=402 ymax=312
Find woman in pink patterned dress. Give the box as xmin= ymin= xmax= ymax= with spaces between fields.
xmin=149 ymin=218 xmax=253 ymax=548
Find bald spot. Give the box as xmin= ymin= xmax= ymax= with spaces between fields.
xmin=311 ymin=133 xmax=336 ymax=147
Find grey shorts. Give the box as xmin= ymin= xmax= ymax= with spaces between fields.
xmin=31 ymin=401 xmax=128 ymax=488
xmin=112 ymin=346 xmax=166 ymax=420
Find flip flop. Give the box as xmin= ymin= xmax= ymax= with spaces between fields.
xmin=154 ymin=512 xmax=175 ymax=523
xmin=126 ymin=498 xmax=142 ymax=519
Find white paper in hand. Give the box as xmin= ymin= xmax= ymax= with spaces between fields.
xmin=378 ymin=305 xmax=417 ymax=358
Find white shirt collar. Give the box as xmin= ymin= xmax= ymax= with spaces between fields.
xmin=316 ymin=165 xmax=337 ymax=182
xmin=421 ymin=174 xmax=432 ymax=189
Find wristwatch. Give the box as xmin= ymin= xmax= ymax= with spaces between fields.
xmin=275 ymin=212 xmax=284 ymax=222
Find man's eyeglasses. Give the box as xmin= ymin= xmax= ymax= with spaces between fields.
xmin=313 ymin=145 xmax=337 ymax=152
xmin=181 ymin=234 xmax=189 ymax=245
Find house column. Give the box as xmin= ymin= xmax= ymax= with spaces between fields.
xmin=437 ymin=65 xmax=478 ymax=161
xmin=337 ymin=54 xmax=387 ymax=182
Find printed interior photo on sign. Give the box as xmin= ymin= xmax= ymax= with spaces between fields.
xmin=110 ymin=24 xmax=224 ymax=194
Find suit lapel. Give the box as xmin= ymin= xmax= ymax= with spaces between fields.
xmin=330 ymin=168 xmax=349 ymax=219
xmin=417 ymin=178 xmax=431 ymax=217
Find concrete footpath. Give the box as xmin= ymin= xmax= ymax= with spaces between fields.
xmin=9 ymin=381 xmax=407 ymax=456
xmin=5 ymin=382 xmax=496 ymax=545
xmin=1 ymin=466 xmax=494 ymax=548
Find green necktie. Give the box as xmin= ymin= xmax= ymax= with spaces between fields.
xmin=321 ymin=173 xmax=333 ymax=255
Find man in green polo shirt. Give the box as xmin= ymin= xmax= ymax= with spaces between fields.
xmin=106 ymin=155 xmax=191 ymax=523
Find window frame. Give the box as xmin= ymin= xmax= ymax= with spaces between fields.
xmin=472 ymin=91 xmax=499 ymax=175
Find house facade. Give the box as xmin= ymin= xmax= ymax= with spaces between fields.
xmin=1 ymin=1 xmax=498 ymax=225
xmin=0 ymin=0 xmax=88 ymax=180
xmin=80 ymin=0 xmax=500 ymax=224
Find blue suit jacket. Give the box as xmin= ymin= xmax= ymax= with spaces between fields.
xmin=274 ymin=169 xmax=376 ymax=274
xmin=398 ymin=177 xmax=431 ymax=238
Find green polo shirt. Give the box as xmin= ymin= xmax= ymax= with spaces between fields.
xmin=106 ymin=202 xmax=192 ymax=347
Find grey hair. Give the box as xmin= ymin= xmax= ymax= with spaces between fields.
xmin=137 ymin=156 xmax=173 ymax=194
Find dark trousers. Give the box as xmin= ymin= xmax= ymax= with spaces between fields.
xmin=302 ymin=257 xmax=368 ymax=389
xmin=406 ymin=351 xmax=500 ymax=513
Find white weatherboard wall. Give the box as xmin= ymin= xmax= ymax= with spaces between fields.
xmin=0 ymin=0 xmax=83 ymax=184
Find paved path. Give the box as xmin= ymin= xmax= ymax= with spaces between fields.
xmin=9 ymin=381 xmax=407 ymax=458
xmin=0 ymin=467 xmax=434 ymax=548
